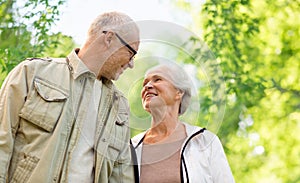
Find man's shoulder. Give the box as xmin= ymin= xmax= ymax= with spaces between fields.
xmin=20 ymin=57 xmax=68 ymax=72
xmin=24 ymin=57 xmax=66 ymax=64
xmin=9 ymin=57 xmax=68 ymax=75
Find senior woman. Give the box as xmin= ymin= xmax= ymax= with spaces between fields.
xmin=131 ymin=64 xmax=235 ymax=183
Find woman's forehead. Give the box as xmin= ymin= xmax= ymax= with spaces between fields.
xmin=144 ymin=71 xmax=169 ymax=80
xmin=145 ymin=67 xmax=171 ymax=78
xmin=144 ymin=72 xmax=174 ymax=87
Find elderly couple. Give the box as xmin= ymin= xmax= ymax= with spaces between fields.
xmin=0 ymin=11 xmax=234 ymax=183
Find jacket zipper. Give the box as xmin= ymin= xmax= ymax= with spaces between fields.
xmin=57 ymin=77 xmax=87 ymax=182
xmin=94 ymin=92 xmax=117 ymax=151
xmin=93 ymin=91 xmax=117 ymax=182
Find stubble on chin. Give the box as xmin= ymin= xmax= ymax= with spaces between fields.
xmin=112 ymin=73 xmax=120 ymax=81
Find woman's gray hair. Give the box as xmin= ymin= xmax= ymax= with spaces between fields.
xmin=145 ymin=64 xmax=192 ymax=115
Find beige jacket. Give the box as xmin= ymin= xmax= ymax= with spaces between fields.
xmin=0 ymin=50 xmax=134 ymax=182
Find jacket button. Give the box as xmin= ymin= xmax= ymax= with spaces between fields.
xmin=102 ymin=138 xmax=106 ymax=142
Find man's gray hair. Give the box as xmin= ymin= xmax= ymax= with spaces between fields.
xmin=87 ymin=11 xmax=139 ymax=40
xmin=145 ymin=63 xmax=192 ymax=115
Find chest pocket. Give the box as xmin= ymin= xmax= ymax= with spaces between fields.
xmin=19 ymin=78 xmax=68 ymax=132
xmin=107 ymin=97 xmax=130 ymax=161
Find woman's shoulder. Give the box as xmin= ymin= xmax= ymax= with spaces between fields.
xmin=131 ymin=131 xmax=147 ymax=147
xmin=183 ymin=122 xmax=215 ymax=135
xmin=183 ymin=122 xmax=221 ymax=150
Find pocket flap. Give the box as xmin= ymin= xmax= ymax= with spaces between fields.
xmin=34 ymin=78 xmax=67 ymax=102
xmin=115 ymin=112 xmax=128 ymax=126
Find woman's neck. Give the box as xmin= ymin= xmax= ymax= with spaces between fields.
xmin=144 ymin=118 xmax=185 ymax=144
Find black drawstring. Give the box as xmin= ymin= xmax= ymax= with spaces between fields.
xmin=129 ymin=135 xmax=146 ymax=183
xmin=180 ymin=128 xmax=206 ymax=183
xmin=181 ymin=155 xmax=189 ymax=183
xmin=130 ymin=139 xmax=140 ymax=183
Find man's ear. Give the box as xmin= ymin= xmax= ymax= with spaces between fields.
xmin=104 ymin=31 xmax=114 ymax=47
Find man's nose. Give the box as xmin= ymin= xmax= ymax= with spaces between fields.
xmin=128 ymin=60 xmax=134 ymax=68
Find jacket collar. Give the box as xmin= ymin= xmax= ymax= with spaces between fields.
xmin=67 ymin=48 xmax=96 ymax=80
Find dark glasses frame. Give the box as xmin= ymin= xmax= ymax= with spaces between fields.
xmin=103 ymin=31 xmax=137 ymax=60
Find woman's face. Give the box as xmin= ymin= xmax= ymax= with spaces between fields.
xmin=141 ymin=73 xmax=181 ymax=113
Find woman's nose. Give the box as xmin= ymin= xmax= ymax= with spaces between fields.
xmin=144 ymin=81 xmax=153 ymax=89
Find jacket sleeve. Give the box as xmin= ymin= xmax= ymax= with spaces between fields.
xmin=210 ymin=135 xmax=235 ymax=183
xmin=0 ymin=62 xmax=30 ymax=182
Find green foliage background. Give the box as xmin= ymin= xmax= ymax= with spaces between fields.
xmin=1 ymin=0 xmax=299 ymax=182
xmin=173 ymin=0 xmax=300 ymax=182
xmin=0 ymin=0 xmax=75 ymax=84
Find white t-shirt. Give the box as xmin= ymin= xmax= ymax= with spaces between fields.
xmin=68 ymin=79 xmax=102 ymax=183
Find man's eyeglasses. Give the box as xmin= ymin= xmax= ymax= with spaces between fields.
xmin=103 ymin=31 xmax=137 ymax=60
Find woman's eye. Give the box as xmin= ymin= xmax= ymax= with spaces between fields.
xmin=155 ymin=78 xmax=161 ymax=82
xmin=142 ymin=80 xmax=148 ymax=87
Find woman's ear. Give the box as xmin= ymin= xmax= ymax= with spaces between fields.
xmin=175 ymin=90 xmax=184 ymax=100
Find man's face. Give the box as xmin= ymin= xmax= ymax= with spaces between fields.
xmin=100 ymin=33 xmax=139 ymax=80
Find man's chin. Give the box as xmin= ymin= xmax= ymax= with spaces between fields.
xmin=111 ymin=73 xmax=120 ymax=81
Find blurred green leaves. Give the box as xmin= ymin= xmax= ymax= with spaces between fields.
xmin=0 ymin=0 xmax=76 ymax=84
xmin=174 ymin=0 xmax=300 ymax=182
